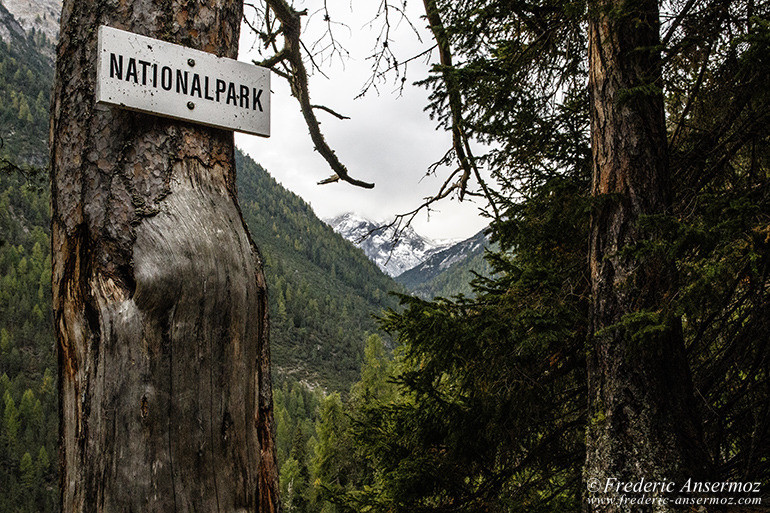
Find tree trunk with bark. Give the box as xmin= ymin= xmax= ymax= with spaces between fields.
xmin=585 ymin=1 xmax=708 ymax=511
xmin=50 ymin=1 xmax=279 ymax=511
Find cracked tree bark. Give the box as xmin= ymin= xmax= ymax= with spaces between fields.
xmin=584 ymin=1 xmax=708 ymax=512
xmin=50 ymin=1 xmax=279 ymax=511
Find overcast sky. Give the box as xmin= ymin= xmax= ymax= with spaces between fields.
xmin=234 ymin=1 xmax=489 ymax=241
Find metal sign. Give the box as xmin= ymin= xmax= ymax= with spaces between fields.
xmin=96 ymin=26 xmax=270 ymax=137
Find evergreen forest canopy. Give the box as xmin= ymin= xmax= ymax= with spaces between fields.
xmin=245 ymin=0 xmax=770 ymax=510
xmin=0 ymin=0 xmax=769 ymax=511
xmin=0 ymin=1 xmax=52 ymax=167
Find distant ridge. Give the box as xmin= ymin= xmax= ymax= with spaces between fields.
xmin=395 ymin=229 xmax=493 ymax=298
xmin=0 ymin=0 xmax=61 ymax=45
xmin=0 ymin=1 xmax=26 ymax=43
xmin=327 ymin=212 xmax=456 ymax=277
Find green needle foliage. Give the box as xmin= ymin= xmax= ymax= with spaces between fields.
xmin=340 ymin=175 xmax=591 ymax=513
xmin=301 ymin=1 xmax=770 ymax=512
xmin=1 ymin=1 xmax=768 ymax=511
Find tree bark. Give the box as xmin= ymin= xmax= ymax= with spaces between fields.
xmin=50 ymin=1 xmax=279 ymax=511
xmin=585 ymin=1 xmax=707 ymax=511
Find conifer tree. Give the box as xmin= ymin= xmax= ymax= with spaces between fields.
xmin=293 ymin=1 xmax=770 ymax=512
xmin=584 ymin=1 xmax=709 ymax=509
xmin=50 ymin=1 xmax=279 ymax=510
xmin=3 ymin=392 xmax=19 ymax=456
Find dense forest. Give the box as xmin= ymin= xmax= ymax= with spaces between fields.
xmin=0 ymin=5 xmax=400 ymax=508
xmin=244 ymin=0 xmax=770 ymax=510
xmin=2 ymin=0 xmax=770 ymax=512
xmin=0 ymin=170 xmax=57 ymax=511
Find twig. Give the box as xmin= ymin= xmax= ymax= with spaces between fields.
xmin=258 ymin=0 xmax=375 ymax=189
xmin=311 ymin=105 xmax=350 ymax=120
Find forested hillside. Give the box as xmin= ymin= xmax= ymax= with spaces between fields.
xmin=0 ymin=1 xmax=52 ymax=166
xmin=0 ymin=7 xmax=57 ymax=507
xmin=235 ymin=151 xmax=399 ymax=388
xmin=395 ymin=229 xmax=492 ymax=298
xmin=0 ymin=10 xmax=400 ymax=509
xmin=0 ymin=170 xmax=56 ymax=512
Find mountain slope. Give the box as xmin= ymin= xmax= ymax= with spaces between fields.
xmin=395 ymin=229 xmax=493 ymax=298
xmin=0 ymin=1 xmax=52 ymax=166
xmin=0 ymin=0 xmax=25 ymax=43
xmin=0 ymin=0 xmax=60 ymax=46
xmin=327 ymin=213 xmax=455 ymax=277
xmin=0 ymin=3 xmax=399 ymax=396
xmin=236 ymin=153 xmax=400 ymax=388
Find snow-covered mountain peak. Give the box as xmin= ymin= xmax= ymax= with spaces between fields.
xmin=327 ymin=213 xmax=455 ymax=277
xmin=327 ymin=213 xmax=379 ymax=242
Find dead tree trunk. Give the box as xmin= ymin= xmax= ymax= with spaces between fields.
xmin=50 ymin=1 xmax=279 ymax=511
xmin=585 ymin=0 xmax=708 ymax=511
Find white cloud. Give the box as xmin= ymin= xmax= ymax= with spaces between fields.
xmin=235 ymin=1 xmax=488 ymax=240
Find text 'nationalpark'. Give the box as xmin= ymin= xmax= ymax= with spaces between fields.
xmin=108 ymin=53 xmax=264 ymax=112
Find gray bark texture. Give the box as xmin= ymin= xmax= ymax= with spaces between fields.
xmin=50 ymin=1 xmax=280 ymax=511
xmin=585 ymin=0 xmax=708 ymax=511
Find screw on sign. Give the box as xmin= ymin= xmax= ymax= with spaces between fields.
xmin=96 ymin=26 xmax=271 ymax=136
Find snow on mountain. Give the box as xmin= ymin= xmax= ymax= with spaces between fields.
xmin=395 ymin=229 xmax=490 ymax=291
xmin=326 ymin=213 xmax=457 ymax=277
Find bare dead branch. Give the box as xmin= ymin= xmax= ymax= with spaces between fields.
xmin=256 ymin=0 xmax=375 ymax=189
xmin=356 ymin=0 xmax=426 ymax=98
xmin=256 ymin=49 xmax=289 ymax=69
xmin=317 ymin=174 xmax=340 ymax=185
xmin=306 ymin=0 xmax=351 ymax=67
xmin=299 ymin=38 xmax=331 ymax=79
xmin=422 ymin=0 xmax=473 ymax=199
xmin=356 ymin=45 xmax=436 ymax=99
xmin=311 ymin=104 xmax=350 ymax=120
xmin=416 ymin=0 xmax=501 ymax=220
xmin=364 ymin=163 xmax=465 ymax=245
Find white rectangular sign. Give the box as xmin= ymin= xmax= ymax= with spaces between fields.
xmin=96 ymin=26 xmax=270 ymax=137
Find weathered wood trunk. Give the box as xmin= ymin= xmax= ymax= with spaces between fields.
xmin=585 ymin=1 xmax=707 ymax=511
xmin=50 ymin=1 xmax=279 ymax=511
